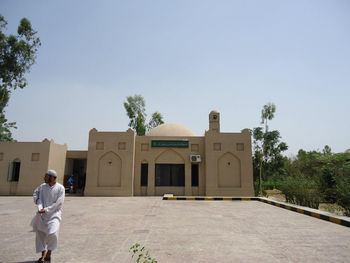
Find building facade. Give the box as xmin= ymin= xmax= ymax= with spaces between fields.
xmin=0 ymin=111 xmax=254 ymax=196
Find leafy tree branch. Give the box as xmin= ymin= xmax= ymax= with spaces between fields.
xmin=124 ymin=95 xmax=164 ymax=136
xmin=0 ymin=14 xmax=41 ymax=141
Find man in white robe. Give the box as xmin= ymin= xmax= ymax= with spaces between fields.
xmin=31 ymin=173 xmax=50 ymax=231
xmin=35 ymin=170 xmax=65 ymax=263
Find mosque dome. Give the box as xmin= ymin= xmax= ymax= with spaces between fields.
xmin=146 ymin=123 xmax=195 ymax=137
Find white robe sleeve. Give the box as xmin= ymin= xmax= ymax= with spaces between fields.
xmin=33 ymin=185 xmax=40 ymax=204
xmin=44 ymin=186 xmax=65 ymax=215
xmin=37 ymin=185 xmax=43 ymax=211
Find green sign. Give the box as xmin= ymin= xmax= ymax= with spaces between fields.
xmin=151 ymin=140 xmax=189 ymax=148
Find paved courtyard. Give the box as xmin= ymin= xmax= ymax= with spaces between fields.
xmin=0 ymin=196 xmax=349 ymax=263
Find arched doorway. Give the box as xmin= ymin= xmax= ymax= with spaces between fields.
xmin=8 ymin=158 xmax=21 ymax=195
xmin=8 ymin=158 xmax=21 ymax=182
xmin=154 ymin=149 xmax=185 ymax=195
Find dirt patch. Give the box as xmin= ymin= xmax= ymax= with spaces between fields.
xmin=265 ymin=189 xmax=286 ymax=202
xmin=318 ymin=203 xmax=345 ymax=216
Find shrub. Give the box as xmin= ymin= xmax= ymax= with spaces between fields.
xmin=254 ymin=178 xmax=280 ymax=196
xmin=335 ymin=174 xmax=350 ymax=216
xmin=262 ymin=180 xmax=275 ymax=190
xmin=254 ymin=179 xmax=266 ymax=196
xmin=254 ymin=179 xmax=259 ymax=196
xmin=278 ymin=174 xmax=322 ymax=209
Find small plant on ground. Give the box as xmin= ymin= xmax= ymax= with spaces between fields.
xmin=129 ymin=243 xmax=157 ymax=263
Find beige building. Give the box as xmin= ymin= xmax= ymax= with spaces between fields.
xmin=0 ymin=139 xmax=67 ymax=195
xmin=0 ymin=111 xmax=254 ymax=196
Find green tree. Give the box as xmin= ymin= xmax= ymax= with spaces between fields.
xmin=280 ymin=147 xmax=350 ymax=212
xmin=263 ymin=130 xmax=288 ymax=178
xmin=0 ymin=114 xmax=16 ymax=141
xmin=0 ymin=14 xmax=41 ymax=141
xmin=335 ymin=167 xmax=350 ymax=216
xmin=124 ymin=95 xmax=147 ymax=136
xmin=260 ymin=103 xmax=276 ymax=194
xmin=124 ymin=95 xmax=164 ymax=136
xmin=322 ymin=145 xmax=332 ymax=155
xmin=147 ymin=111 xmax=164 ymax=132
xmin=252 ymin=103 xmax=288 ymax=195
xmin=286 ymin=148 xmax=350 ymax=204
xmin=261 ymin=103 xmax=276 ymax=134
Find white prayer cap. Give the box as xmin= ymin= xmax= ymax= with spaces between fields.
xmin=46 ymin=169 xmax=57 ymax=178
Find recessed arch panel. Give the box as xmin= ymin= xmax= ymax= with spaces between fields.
xmin=155 ymin=149 xmax=185 ymax=164
xmin=217 ymin=152 xmax=241 ymax=187
xmin=98 ymin=151 xmax=122 ymax=187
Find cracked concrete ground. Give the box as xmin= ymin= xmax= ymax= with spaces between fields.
xmin=0 ymin=196 xmax=349 ymax=263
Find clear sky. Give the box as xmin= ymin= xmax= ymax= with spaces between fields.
xmin=1 ymin=0 xmax=350 ymax=156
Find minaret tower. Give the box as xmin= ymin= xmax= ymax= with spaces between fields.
xmin=209 ymin=110 xmax=220 ymax=133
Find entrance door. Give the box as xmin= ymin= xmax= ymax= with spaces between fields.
xmin=64 ymin=158 xmax=87 ymax=195
xmin=155 ymin=164 xmax=185 ymax=186
xmin=140 ymin=163 xmax=148 ymax=196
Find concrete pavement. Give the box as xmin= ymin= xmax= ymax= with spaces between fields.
xmin=0 ymin=196 xmax=349 ymax=263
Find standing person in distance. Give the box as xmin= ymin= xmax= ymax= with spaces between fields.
xmin=68 ymin=174 xmax=75 ymax=193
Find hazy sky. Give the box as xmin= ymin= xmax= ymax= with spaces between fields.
xmin=1 ymin=0 xmax=350 ymax=156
